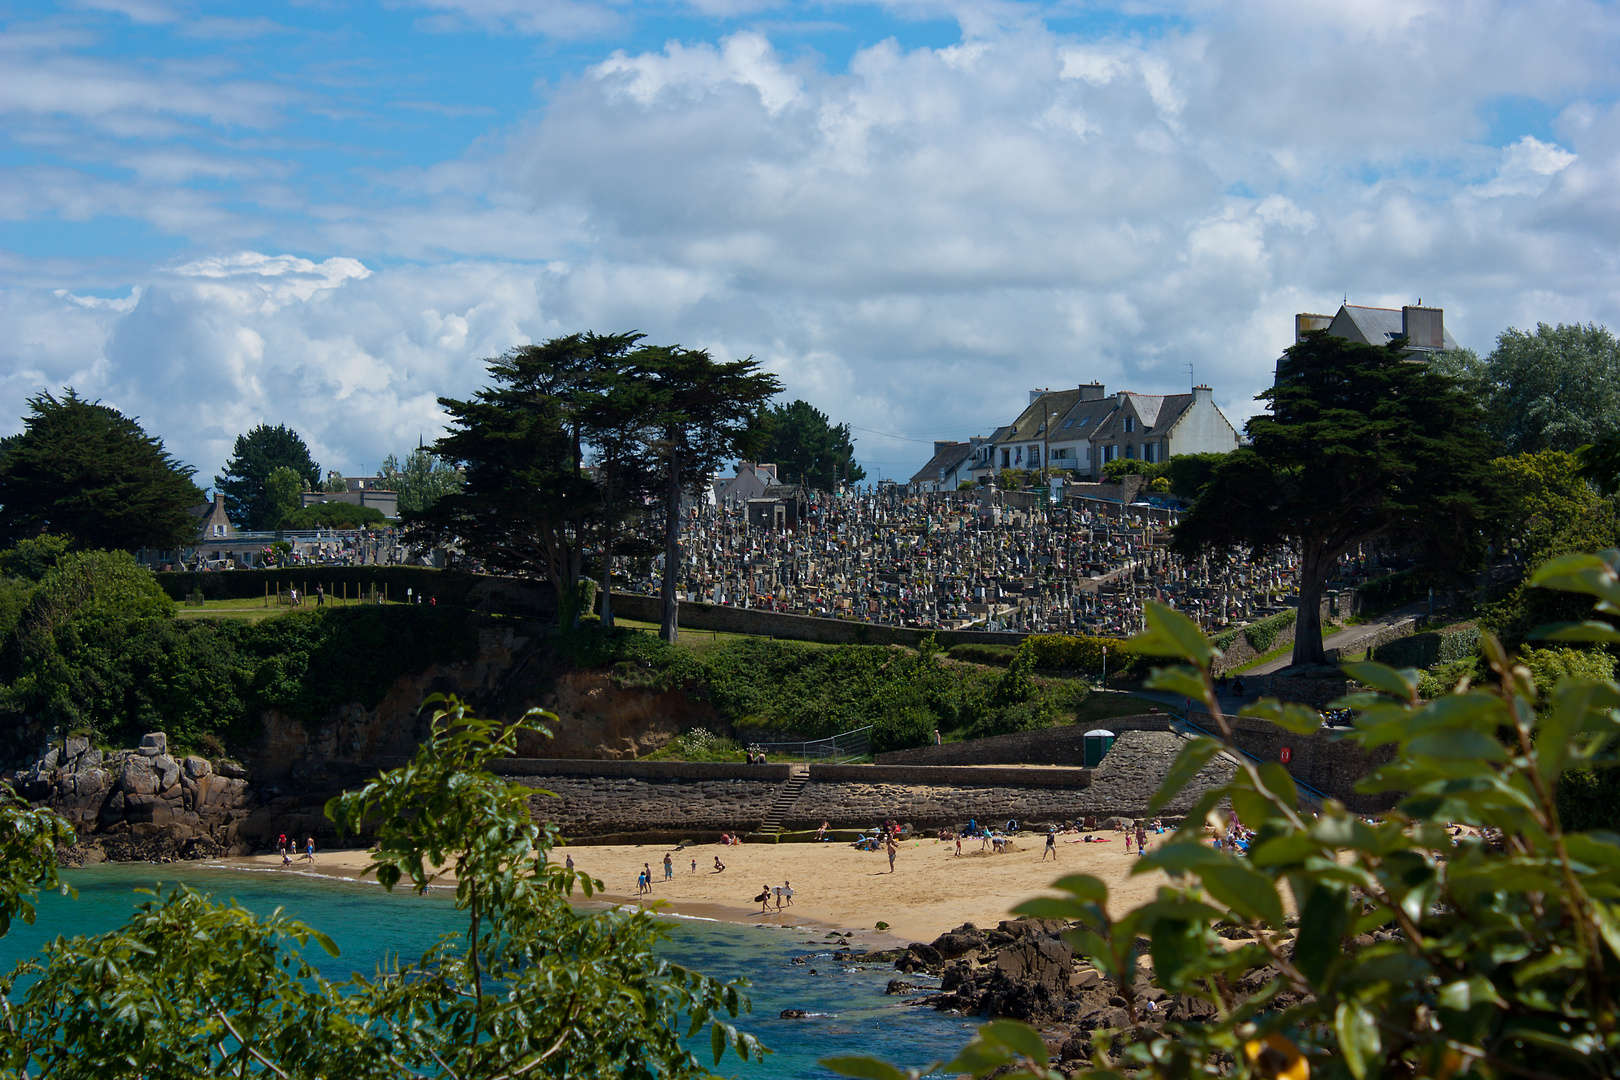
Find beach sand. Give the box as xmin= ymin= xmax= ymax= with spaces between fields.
xmin=225 ymin=832 xmax=1173 ymax=947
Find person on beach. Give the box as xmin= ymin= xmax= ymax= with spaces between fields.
xmin=644 ymin=862 xmax=653 ymax=891
xmin=565 ymin=853 xmax=574 ymax=873
xmin=783 ymin=881 xmax=793 ymax=907
xmin=886 ymin=836 xmax=898 ymax=873
xmin=1043 ymin=828 xmax=1057 ymax=861
xmin=1136 ymin=825 xmax=1148 ymax=857
xmin=755 ymin=885 xmax=773 ymax=913
xmin=636 ymin=869 xmax=646 ymax=895
xmin=955 ymin=835 xmax=962 ymax=857
xmin=303 ymin=836 xmax=315 ymax=862
xmin=664 ymin=854 xmax=673 ymax=880
xmin=282 ymin=848 xmax=292 ymax=868
xmin=278 ymin=832 xmax=288 ymax=856
xmin=691 ymin=857 xmax=697 ymax=874
xmin=1125 ymin=831 xmax=1133 ymax=854
xmin=773 ymin=884 xmax=784 ymax=911
xmin=713 ymin=856 xmax=726 ymax=873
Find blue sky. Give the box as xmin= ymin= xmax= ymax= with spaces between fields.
xmin=4 ymin=0 xmax=1619 ymax=482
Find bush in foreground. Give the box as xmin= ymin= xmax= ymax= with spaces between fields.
xmin=0 ymin=697 xmax=762 ymax=1077
xmin=830 ymin=550 xmax=1620 ymax=1079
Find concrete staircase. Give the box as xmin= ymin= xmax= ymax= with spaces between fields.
xmin=757 ymin=765 xmax=810 ymax=835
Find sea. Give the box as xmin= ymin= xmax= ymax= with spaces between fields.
xmin=0 ymin=863 xmax=970 ymax=1077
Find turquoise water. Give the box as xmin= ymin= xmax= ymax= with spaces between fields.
xmin=0 ymin=864 xmax=968 ymax=1077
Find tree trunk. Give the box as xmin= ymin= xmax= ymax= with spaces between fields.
xmin=1289 ymin=544 xmax=1333 ymax=668
xmin=660 ymin=442 xmax=681 ymax=644
xmin=599 ymin=477 xmax=615 ymax=629
xmin=568 ymin=422 xmax=584 ymax=629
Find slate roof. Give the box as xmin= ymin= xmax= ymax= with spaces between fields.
xmin=909 ymin=442 xmax=975 ymax=485
xmin=1330 ymin=305 xmax=1460 ymax=351
xmin=1000 ymin=388 xmax=1083 ymax=443
xmin=1052 ymin=399 xmax=1111 ymax=440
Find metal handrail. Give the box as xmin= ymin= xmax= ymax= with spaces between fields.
xmin=1167 ymin=709 xmax=1330 ymax=810
xmin=750 ymin=725 xmax=873 ymax=764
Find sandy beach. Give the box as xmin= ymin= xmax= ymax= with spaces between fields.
xmin=224 ymin=832 xmax=1174 ymax=946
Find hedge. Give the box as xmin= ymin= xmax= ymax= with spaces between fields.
xmin=1016 ymin=633 xmax=1134 ymax=675
xmin=1212 ymin=608 xmax=1297 ymax=657
xmin=1373 ymin=622 xmax=1482 ymax=669
xmin=155 ymin=567 xmax=503 ymax=608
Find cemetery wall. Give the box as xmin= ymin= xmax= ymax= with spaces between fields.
xmin=607 ymin=592 xmax=1029 ymax=648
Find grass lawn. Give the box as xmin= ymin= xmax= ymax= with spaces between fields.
xmin=1067 ymin=690 xmax=1162 ymax=727
xmin=174 ymin=596 xmax=395 ymax=621
xmin=604 ymin=617 xmax=838 ymax=652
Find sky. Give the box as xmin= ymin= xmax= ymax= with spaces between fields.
xmin=3 ymin=1 xmax=1618 ymax=484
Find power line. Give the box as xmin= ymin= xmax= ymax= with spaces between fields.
xmin=845 ymin=424 xmax=944 ymax=444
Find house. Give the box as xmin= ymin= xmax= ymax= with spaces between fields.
xmin=192 ymin=492 xmax=236 ymax=541
xmin=301 ymin=481 xmax=399 ymax=520
xmin=991 ymin=387 xmax=1086 ymax=475
xmin=1046 ymin=383 xmax=1110 ymax=474
xmin=713 ymin=461 xmax=779 ymax=506
xmin=907 ymin=440 xmax=979 ymax=494
xmin=746 ymin=483 xmax=813 ymax=532
xmin=968 ymin=426 xmax=1012 ymax=485
xmin=1283 ymin=303 xmax=1458 ymax=380
xmin=1087 ymin=386 xmax=1240 ymax=477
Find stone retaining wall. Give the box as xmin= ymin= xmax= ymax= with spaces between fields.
xmin=608 ymin=593 xmax=1027 ymax=649
xmin=515 ymin=775 xmax=784 ymax=835
xmin=875 ymin=714 xmax=1172 ymax=766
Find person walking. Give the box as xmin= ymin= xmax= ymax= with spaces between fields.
xmin=303 ymin=836 xmax=315 ymax=863
xmin=1136 ymin=824 xmax=1148 ymax=857
xmin=643 ymin=863 xmax=653 ymax=892
xmin=1043 ymin=828 xmax=1058 ymax=862
xmin=664 ymin=853 xmax=673 ymax=881
xmin=886 ymin=835 xmax=898 ymax=873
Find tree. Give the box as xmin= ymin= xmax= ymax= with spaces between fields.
xmin=263 ymin=466 xmax=305 ymax=529
xmin=1175 ymin=332 xmax=1495 ymax=667
xmin=377 ymin=449 xmax=464 ymax=515
xmin=0 ymin=696 xmax=765 ymax=1076
xmin=642 ymin=348 xmax=781 ymax=643
xmin=407 ymin=334 xmax=639 ymax=625
xmin=0 ymin=389 xmax=202 ymax=551
xmin=283 ymin=502 xmax=388 ymax=530
xmin=574 ymin=348 xmax=663 ymax=629
xmin=1430 ymin=322 xmax=1620 ymax=454
xmin=832 ymin=574 xmax=1620 ymax=1080
xmin=216 ymin=424 xmax=320 ymax=531
xmin=755 ymin=400 xmax=865 ymax=489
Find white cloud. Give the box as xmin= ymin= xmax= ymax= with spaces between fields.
xmin=1475 ymin=135 xmax=1578 ymax=198
xmin=4 ymin=3 xmax=1620 ymax=482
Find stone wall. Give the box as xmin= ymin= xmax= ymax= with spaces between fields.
xmin=513 ymin=775 xmax=786 ymax=835
xmin=875 ymin=714 xmax=1172 ymax=767
xmin=1192 ymin=713 xmax=1396 ymax=813
xmin=607 ymin=593 xmax=1027 ymax=649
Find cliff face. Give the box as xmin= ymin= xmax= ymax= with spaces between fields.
xmin=16 ymin=620 xmax=719 ymax=862
xmin=515 ymin=669 xmax=716 ymax=759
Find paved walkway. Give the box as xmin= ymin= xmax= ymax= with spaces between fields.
xmin=1245 ymin=601 xmax=1431 ymax=676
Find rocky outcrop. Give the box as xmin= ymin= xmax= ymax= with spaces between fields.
xmin=14 ymin=732 xmax=255 ymax=862
xmin=867 ymin=917 xmax=1312 ymax=1072
xmin=515 ymin=668 xmax=715 ymax=760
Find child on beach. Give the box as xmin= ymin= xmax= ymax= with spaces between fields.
xmin=1043 ymin=829 xmax=1057 ymax=861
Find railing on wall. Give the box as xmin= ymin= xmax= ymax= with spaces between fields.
xmin=750 ymin=725 xmax=873 ymax=764
xmin=1167 ymin=710 xmax=1330 ymax=812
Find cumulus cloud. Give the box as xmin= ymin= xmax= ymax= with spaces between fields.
xmin=3 ymin=3 xmax=1619 ymax=482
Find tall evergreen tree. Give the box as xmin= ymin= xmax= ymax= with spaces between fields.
xmin=0 ymin=389 xmax=201 ymax=551
xmin=1174 ymin=332 xmax=1496 ymax=667
xmin=214 ymin=424 xmax=320 ymax=530
xmin=642 ymin=348 xmax=781 ymax=643
xmin=755 ymin=400 xmax=865 ymax=489
xmin=406 ymin=333 xmax=639 ymax=623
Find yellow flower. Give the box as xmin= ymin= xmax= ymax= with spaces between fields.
xmin=1242 ymin=1032 xmax=1309 ymax=1080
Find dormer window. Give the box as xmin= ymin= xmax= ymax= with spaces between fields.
xmin=1124 ymin=416 xmax=1135 ymax=433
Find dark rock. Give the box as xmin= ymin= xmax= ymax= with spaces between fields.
xmin=779 ymin=1010 xmax=807 ymax=1019
xmin=183 ymin=755 xmax=211 ymax=780
xmin=65 ymin=736 xmax=89 ymax=759
xmin=137 ymin=733 xmax=167 ymax=757
xmin=120 ymin=756 xmax=158 ymax=796
xmin=906 ymin=941 xmax=943 ymax=966
xmin=885 ymin=980 xmax=916 ymax=995
xmin=217 ymin=760 xmax=249 ymax=780
xmin=931 ymin=930 xmax=986 ymax=959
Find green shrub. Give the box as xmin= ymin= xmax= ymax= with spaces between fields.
xmin=1017 ymin=633 xmax=1132 ymax=675
xmin=947 ymin=643 xmax=1018 ymax=667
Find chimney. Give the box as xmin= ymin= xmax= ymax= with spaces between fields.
xmin=1402 ymin=305 xmax=1444 ymax=351
xmin=1192 ymin=384 xmax=1213 ymax=402
xmin=1029 ymin=389 xmax=1047 ymax=405
xmin=933 ymin=441 xmax=957 ymax=456
xmin=1078 ymin=382 xmax=1105 ymax=401
xmin=1295 ymin=313 xmax=1333 ymax=342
